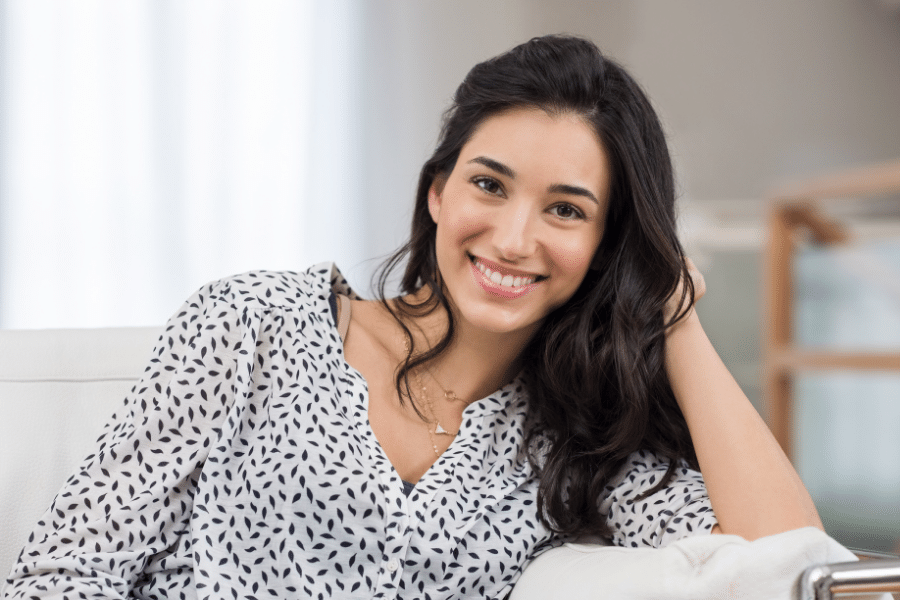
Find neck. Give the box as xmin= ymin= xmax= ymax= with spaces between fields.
xmin=401 ymin=291 xmax=535 ymax=405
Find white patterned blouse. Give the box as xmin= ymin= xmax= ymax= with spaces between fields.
xmin=2 ymin=263 xmax=717 ymax=600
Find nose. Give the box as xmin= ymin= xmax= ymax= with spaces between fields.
xmin=492 ymin=200 xmax=537 ymax=261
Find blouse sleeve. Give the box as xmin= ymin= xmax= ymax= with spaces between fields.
xmin=2 ymin=280 xmax=244 ymax=599
xmin=599 ymin=449 xmax=718 ymax=548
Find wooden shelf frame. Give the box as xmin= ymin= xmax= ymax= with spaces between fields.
xmin=763 ymin=158 xmax=900 ymax=461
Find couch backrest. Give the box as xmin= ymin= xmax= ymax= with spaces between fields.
xmin=0 ymin=326 xmax=162 ymax=581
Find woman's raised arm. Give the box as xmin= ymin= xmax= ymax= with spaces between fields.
xmin=664 ymin=264 xmax=822 ymax=540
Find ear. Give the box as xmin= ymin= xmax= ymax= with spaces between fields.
xmin=427 ymin=177 xmax=446 ymax=224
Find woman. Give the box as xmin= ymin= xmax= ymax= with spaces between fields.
xmin=2 ymin=35 xmax=820 ymax=600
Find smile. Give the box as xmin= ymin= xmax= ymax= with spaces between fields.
xmin=468 ymin=255 xmax=545 ymax=297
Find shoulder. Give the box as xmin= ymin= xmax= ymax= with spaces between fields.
xmin=601 ymin=449 xmax=716 ymax=548
xmin=159 ymin=263 xmax=355 ymax=347
xmin=195 ymin=262 xmax=357 ymax=314
xmin=604 ymin=449 xmax=705 ymax=497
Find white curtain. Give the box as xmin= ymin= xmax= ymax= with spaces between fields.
xmin=0 ymin=0 xmax=365 ymax=328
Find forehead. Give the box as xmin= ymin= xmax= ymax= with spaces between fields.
xmin=459 ymin=107 xmax=610 ymax=198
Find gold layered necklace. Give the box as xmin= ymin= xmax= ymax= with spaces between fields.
xmin=403 ymin=334 xmax=465 ymax=456
xmin=411 ymin=368 xmax=461 ymax=455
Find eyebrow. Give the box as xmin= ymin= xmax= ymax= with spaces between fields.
xmin=468 ymin=156 xmax=515 ymax=179
xmin=467 ymin=156 xmax=600 ymax=205
xmin=547 ymin=184 xmax=600 ymax=205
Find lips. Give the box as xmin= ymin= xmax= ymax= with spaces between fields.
xmin=468 ymin=254 xmax=545 ymax=297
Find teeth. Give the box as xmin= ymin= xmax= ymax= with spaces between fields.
xmin=472 ymin=257 xmax=538 ymax=289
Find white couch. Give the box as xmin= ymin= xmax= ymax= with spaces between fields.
xmin=1 ymin=327 xmax=896 ymax=599
xmin=0 ymin=326 xmax=161 ymax=579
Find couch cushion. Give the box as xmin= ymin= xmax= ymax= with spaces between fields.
xmin=510 ymin=527 xmax=880 ymax=600
xmin=0 ymin=327 xmax=161 ymax=581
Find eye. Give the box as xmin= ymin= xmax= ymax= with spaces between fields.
xmin=549 ymin=203 xmax=585 ymax=220
xmin=472 ymin=176 xmax=504 ymax=196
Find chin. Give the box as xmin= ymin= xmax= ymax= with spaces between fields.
xmin=455 ymin=301 xmax=546 ymax=339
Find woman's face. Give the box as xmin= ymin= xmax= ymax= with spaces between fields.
xmin=428 ymin=107 xmax=611 ymax=340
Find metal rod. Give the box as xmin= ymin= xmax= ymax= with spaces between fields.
xmin=800 ymin=559 xmax=900 ymax=599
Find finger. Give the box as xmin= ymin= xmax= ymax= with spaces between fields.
xmin=684 ymin=257 xmax=706 ymax=301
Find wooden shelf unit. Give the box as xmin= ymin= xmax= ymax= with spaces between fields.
xmin=763 ymin=158 xmax=900 ymax=461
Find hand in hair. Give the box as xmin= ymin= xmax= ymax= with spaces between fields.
xmin=664 ymin=257 xmax=706 ymax=327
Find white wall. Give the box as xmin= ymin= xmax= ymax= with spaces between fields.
xmin=619 ymin=0 xmax=900 ymax=200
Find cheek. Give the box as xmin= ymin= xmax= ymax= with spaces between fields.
xmin=442 ymin=199 xmax=490 ymax=244
xmin=547 ymin=236 xmax=598 ymax=276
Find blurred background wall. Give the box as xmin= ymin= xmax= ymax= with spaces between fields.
xmin=1 ymin=0 xmax=899 ymax=550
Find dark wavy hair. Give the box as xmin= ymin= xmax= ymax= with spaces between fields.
xmin=374 ymin=34 xmax=697 ymax=538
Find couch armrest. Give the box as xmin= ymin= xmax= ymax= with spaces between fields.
xmin=800 ymin=558 xmax=900 ymax=599
xmin=0 ymin=326 xmax=162 ymax=581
